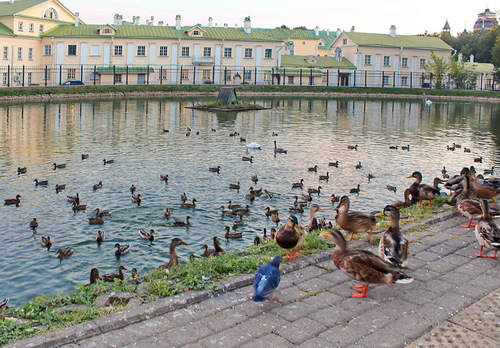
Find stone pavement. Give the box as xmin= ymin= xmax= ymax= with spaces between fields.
xmin=7 ymin=211 xmax=500 ymax=348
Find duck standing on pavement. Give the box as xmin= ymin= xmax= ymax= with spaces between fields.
xmin=375 ymin=205 xmax=409 ymax=268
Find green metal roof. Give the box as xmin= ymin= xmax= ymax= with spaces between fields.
xmin=0 ymin=21 xmax=14 ymax=36
xmin=0 ymin=0 xmax=46 ymax=16
xmin=305 ymin=29 xmax=338 ymax=47
xmin=341 ymin=32 xmax=453 ymax=51
xmin=281 ymin=55 xmax=356 ymax=69
xmin=275 ymin=68 xmax=324 ymax=77
xmin=252 ymin=27 xmax=319 ymax=40
xmin=443 ymin=20 xmax=451 ymax=30
xmin=97 ymin=66 xmax=154 ymax=74
xmin=464 ymin=62 xmax=495 ymax=74
xmin=43 ymin=24 xmax=283 ymax=42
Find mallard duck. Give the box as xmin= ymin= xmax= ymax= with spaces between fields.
xmin=88 ymin=216 xmax=104 ymax=225
xmin=96 ymin=230 xmax=105 ymax=243
xmin=273 ymin=141 xmax=287 ymax=154
xmin=34 ymin=179 xmax=48 ymax=186
xmin=406 ymin=171 xmax=440 ymax=207
xmin=262 ymin=228 xmax=271 ymax=242
xmin=173 ymin=216 xmax=191 ymax=226
xmin=164 ymin=208 xmax=171 ymax=218
xmin=441 ymin=166 xmax=450 ymax=179
xmin=239 ymin=137 xmax=246 ymax=142
xmin=330 ymin=194 xmax=340 ymax=203
xmin=276 ymin=215 xmax=305 ymax=259
xmin=209 ymin=166 xmax=221 ymax=173
xmin=367 ymin=173 xmax=375 ymax=182
xmin=463 ymin=147 xmax=471 ymax=153
xmin=355 ymin=162 xmax=362 ymax=169
xmin=321 ymin=229 xmax=413 ymax=298
xmin=40 ymin=236 xmax=52 ymax=250
xmin=484 ymin=167 xmax=495 ymax=175
xmin=245 ymin=192 xmax=255 ymax=202
xmin=157 ymin=238 xmax=189 ymax=270
xmin=270 ymin=228 xmax=277 ymax=240
xmin=349 ymin=184 xmax=361 ymax=194
xmin=17 ymin=166 xmax=27 ymax=174
xmin=181 ymin=198 xmax=197 ymax=208
xmin=29 ymin=218 xmax=38 ymax=229
xmin=446 ymin=144 xmax=456 ymax=151
xmin=130 ymin=185 xmax=136 ymax=194
xmin=234 ymin=205 xmax=250 ymax=214
xmin=291 ymin=179 xmax=304 ymax=189
xmin=229 ymin=182 xmax=241 ymax=190
xmin=228 ymin=201 xmax=240 ymax=209
xmin=160 ymin=174 xmax=169 ymax=182
xmin=86 ymin=268 xmax=101 ymax=286
xmin=386 ymin=185 xmax=397 ymax=193
xmin=401 ymin=145 xmax=410 ymax=151
xmin=53 ymin=163 xmax=66 ymax=169
xmin=249 ymin=187 xmax=263 ymax=196
xmin=308 ymin=165 xmax=318 ymax=172
xmin=101 ymin=266 xmax=127 ymax=282
xmin=219 ymin=206 xmax=238 ymax=216
xmin=329 ymin=160 xmax=339 ymax=167
xmin=4 ymin=195 xmax=21 ymax=206
xmin=94 ymin=208 xmax=111 ymax=218
xmin=301 ymin=193 xmax=313 ymax=202
xmin=202 ymin=244 xmax=216 ymax=257
xmin=307 ymin=186 xmax=322 ymax=195
xmin=202 ymin=236 xmax=225 ymax=257
xmin=55 ymin=247 xmax=74 ymax=259
xmin=139 ymin=228 xmax=156 ymax=242
xmin=81 ymin=154 xmax=89 ymax=160
xmin=131 ymin=268 xmax=140 ymax=278
xmin=474 ymin=199 xmax=500 ymax=258
xmin=474 ymin=156 xmax=483 ymax=163
xmin=67 ymin=193 xmax=80 ymax=204
xmin=0 ymin=298 xmax=9 ymax=312
xmin=251 ymin=175 xmax=259 ymax=183
xmin=456 ymin=175 xmax=483 ymax=228
xmin=263 ymin=189 xmax=275 ymax=199
xmin=132 ymin=194 xmax=142 ymax=205
xmin=114 ymin=243 xmax=130 ymax=256
xmin=72 ymin=202 xmax=87 ymax=211
xmin=392 ymin=188 xmax=414 ymax=209
xmin=253 ymin=255 xmax=282 ymax=302
xmin=305 ymin=203 xmax=323 ymax=232
xmin=225 ymin=226 xmax=243 ymax=239
xmin=180 ymin=192 xmax=188 ymax=202
xmin=389 ymin=145 xmax=398 ymax=150
xmin=289 ymin=205 xmax=304 ymax=213
xmin=233 ymin=214 xmax=244 ymax=227
xmin=271 ymin=212 xmax=280 ymax=226
xmin=466 ymin=169 xmax=500 ymax=205
xmin=103 ymin=159 xmax=114 ymax=165
xmin=93 ymin=181 xmax=103 ymax=191
xmin=375 ymin=205 xmax=409 ymax=268
xmin=272 ymin=132 xmax=278 ymax=136
xmin=242 ymin=156 xmax=253 ymax=162
xmin=265 ymin=207 xmax=278 ymax=217
xmin=335 ymin=195 xmax=376 ymax=243
xmin=347 ymin=144 xmax=358 ymax=150
xmin=319 ymin=172 xmax=330 ymax=181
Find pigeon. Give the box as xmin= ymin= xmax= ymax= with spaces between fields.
xmin=253 ymin=255 xmax=282 ymax=302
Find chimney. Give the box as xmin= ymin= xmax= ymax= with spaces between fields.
xmin=114 ymin=14 xmax=123 ymax=25
xmin=314 ymin=26 xmax=319 ymax=36
xmin=337 ymin=28 xmax=341 ymax=36
xmin=150 ymin=16 xmax=154 ymax=25
xmin=224 ymin=23 xmax=228 ymax=28
xmin=326 ymin=29 xmax=330 ymax=36
xmin=470 ymin=54 xmax=474 ymax=62
xmin=390 ymin=25 xmax=396 ymax=37
xmin=335 ymin=47 xmax=342 ymax=61
xmin=208 ymin=17 xmax=213 ymax=27
xmin=175 ymin=15 xmax=181 ymax=30
xmin=9 ymin=0 xmax=15 ymax=4
xmin=75 ymin=12 xmax=79 ymax=27
xmin=350 ymin=26 xmax=355 ymax=32
xmin=243 ymin=16 xmax=251 ymax=34
xmin=133 ymin=16 xmax=141 ymax=25
xmin=158 ymin=21 xmax=164 ymax=26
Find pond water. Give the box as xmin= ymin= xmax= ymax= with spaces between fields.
xmin=1 ymin=96 xmax=499 ymax=306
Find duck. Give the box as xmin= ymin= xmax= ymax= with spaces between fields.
xmin=132 ymin=194 xmax=142 ymax=205
xmin=302 ymin=193 xmax=313 ymax=202
xmin=330 ymin=194 xmax=340 ymax=203
xmin=355 ymin=162 xmax=362 ymax=169
xmin=103 ymin=159 xmax=114 ymax=165
xmin=293 ymin=196 xmax=308 ymax=207
xmin=272 ymin=132 xmax=279 ymax=136
xmin=307 ymin=186 xmax=322 ymax=195
xmin=0 ymin=298 xmax=9 ymax=312
xmin=308 ymin=165 xmax=319 ymax=172
xmin=164 ymin=208 xmax=171 ymax=218
xmin=55 ymin=184 xmax=66 ymax=193
xmin=349 ymin=184 xmax=361 ymax=194
xmin=233 ymin=214 xmax=245 ymax=227
xmin=17 ymin=166 xmax=27 ymax=174
xmin=4 ymin=195 xmax=21 ymax=206
xmin=227 ymin=201 xmax=240 ymax=209
xmin=263 ymin=189 xmax=275 ymax=199
xmin=291 ymin=179 xmax=304 ymax=189
xmin=386 ymin=185 xmax=397 ymax=193
xmin=271 ymin=212 xmax=280 ymax=226
xmin=53 ymin=163 xmax=66 ymax=169
xmin=253 ymin=255 xmax=282 ymax=302
xmin=319 ymin=172 xmax=330 ymax=181
xmin=251 ymin=175 xmax=259 ymax=183
xmin=160 ymin=174 xmax=169 ymax=182
xmin=374 ymin=205 xmax=409 ymax=268
xmin=180 ymin=192 xmax=188 ymax=202
xmin=34 ymin=179 xmax=49 ymax=186
xmin=67 ymin=193 xmax=80 ymax=204
xmin=29 ymin=218 xmax=38 ymax=229
xmin=367 ymin=174 xmax=375 ymax=182
xmin=202 ymin=236 xmax=225 ymax=257
xmin=456 ymin=174 xmax=484 ymax=228
xmin=40 ymin=236 xmax=52 ymax=250
xmin=246 ymin=142 xmax=262 ymax=149
xmin=131 ymin=268 xmax=140 ymax=278
xmin=224 ymin=226 xmax=243 ymax=239
xmin=289 ymin=206 xmax=304 ymax=213
xmin=406 ymin=171 xmax=440 ymax=207
xmin=463 ymin=147 xmax=471 ymax=153
xmin=101 ymin=266 xmax=127 ymax=282
xmin=202 ymin=244 xmax=217 ymax=257
xmin=130 ymin=185 xmax=136 ymax=194
xmin=321 ymin=229 xmax=413 ymax=298
xmin=249 ymin=187 xmax=263 ymax=196
xmin=72 ymin=202 xmax=87 ymax=211
xmin=329 ymin=161 xmax=339 ymax=167
xmin=94 ymin=208 xmax=111 ymax=218
xmin=229 ymin=182 xmax=241 ymax=190
xmin=465 ymin=168 xmax=500 ymax=205
xmin=239 ymin=137 xmax=246 ymax=142
xmin=55 ymin=247 xmax=74 ymax=259
xmin=92 ymin=181 xmax=103 ymax=191
xmin=233 ymin=205 xmax=251 ymax=214
xmin=265 ymin=207 xmax=279 ymax=217
xmin=157 ymin=238 xmax=190 ymax=270
xmin=139 ymin=228 xmax=156 ymax=242
xmin=484 ymin=167 xmax=495 ymax=175
xmin=114 ymin=243 xmax=130 ymax=256
xmin=441 ymin=166 xmax=450 ymax=179
xmin=96 ymin=230 xmax=105 ymax=244
xmin=209 ymin=166 xmax=221 ymax=173
xmin=389 ymin=145 xmax=398 ymax=150
xmin=392 ymin=188 xmax=414 ymax=209
xmin=181 ymin=198 xmax=197 ymax=208
xmin=335 ymin=195 xmax=376 ymax=243
xmin=242 ymin=156 xmax=254 ymax=163
xmin=276 ymin=215 xmax=305 ymax=259
xmin=219 ymin=206 xmax=238 ymax=216
xmin=473 ymin=156 xmax=483 ymax=163
xmin=88 ymin=216 xmax=104 ymax=225
xmin=173 ymin=216 xmax=191 ymax=226
xmin=474 ymin=199 xmax=500 ymax=258
xmin=244 ymin=192 xmax=255 ymax=202
xmin=425 ymin=98 xmax=432 ymax=106
xmin=262 ymin=228 xmax=271 ymax=242
xmin=401 ymin=145 xmax=410 ymax=151
xmin=273 ymin=141 xmax=287 ymax=154
xmin=81 ymin=154 xmax=89 ymax=160
xmin=305 ymin=203 xmax=323 ymax=232
xmin=347 ymin=144 xmax=358 ymax=150
xmin=86 ymin=268 xmax=101 ymax=286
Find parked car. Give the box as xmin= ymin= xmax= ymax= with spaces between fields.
xmin=61 ymin=80 xmax=84 ymax=86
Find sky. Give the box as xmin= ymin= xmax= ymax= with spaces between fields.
xmin=61 ymin=0 xmax=496 ymax=35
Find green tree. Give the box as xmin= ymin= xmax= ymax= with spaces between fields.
xmin=492 ymin=36 xmax=500 ymax=67
xmin=449 ymin=59 xmax=475 ymax=89
xmin=425 ymin=51 xmax=450 ymax=89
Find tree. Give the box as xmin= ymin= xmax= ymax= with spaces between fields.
xmin=449 ymin=59 xmax=475 ymax=89
xmin=425 ymin=51 xmax=450 ymax=89
xmin=492 ymin=36 xmax=500 ymax=67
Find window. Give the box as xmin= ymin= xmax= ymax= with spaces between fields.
xmin=43 ymin=7 xmax=59 ymax=19
xmin=39 ymin=25 xmax=44 ymax=33
xmin=264 ymin=49 xmax=272 ymax=59
xmin=27 ymin=72 xmax=32 ymax=85
xmin=2 ymin=72 xmax=8 ymax=85
xmin=193 ymin=30 xmax=200 ymax=35
xmin=181 ymin=46 xmax=190 ymax=57
xmin=401 ymin=76 xmax=409 ymax=86
xmin=137 ymin=45 xmax=146 ymax=56
xmin=419 ymin=58 xmax=426 ymax=69
xmin=44 ymin=45 xmax=52 ymax=56
xmin=67 ymin=69 xmax=76 ymax=79
xmin=18 ymin=22 xmax=23 ymax=31
xmin=322 ymin=74 xmax=328 ymax=82
xmin=67 ymin=45 xmax=77 ymax=56
xmin=160 ymin=69 xmax=168 ymax=80
xmin=244 ymin=70 xmax=252 ymax=81
xmin=342 ymin=38 xmax=347 ymax=45
xmin=264 ymin=70 xmax=272 ymax=81
xmin=401 ymin=57 xmax=409 ymax=68
xmin=383 ymin=56 xmax=390 ymax=67
xmin=364 ymin=54 xmax=372 ymax=66
xmin=102 ymin=28 xmax=112 ymax=34
xmin=202 ymin=69 xmax=211 ymax=80
xmin=159 ymin=46 xmax=168 ymax=57
xmin=383 ymin=75 xmax=390 ymax=85
xmin=203 ymin=47 xmax=212 ymax=57
xmin=224 ymin=47 xmax=232 ymax=58
xmin=2 ymin=47 xmax=7 ymax=60
xmin=28 ymin=48 xmax=33 ymax=60
xmin=114 ymin=45 xmax=123 ymax=56
xmin=224 ymin=69 xmax=231 ymax=80
xmin=29 ymin=23 xmax=34 ymax=32
xmin=288 ymin=76 xmax=294 ymax=84
xmin=114 ymin=74 xmax=122 ymax=83
xmin=17 ymin=47 xmax=22 ymax=60
xmin=244 ymin=48 xmax=253 ymax=58
xmin=181 ymin=69 xmax=189 ymax=80
xmin=90 ymin=45 xmax=100 ymax=56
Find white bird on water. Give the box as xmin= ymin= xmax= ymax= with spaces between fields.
xmin=246 ymin=142 xmax=262 ymax=149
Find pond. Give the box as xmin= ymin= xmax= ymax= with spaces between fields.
xmin=0 ymin=96 xmax=499 ymax=306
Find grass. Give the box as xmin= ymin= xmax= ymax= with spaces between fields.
xmin=0 ymin=200 xmax=448 ymax=345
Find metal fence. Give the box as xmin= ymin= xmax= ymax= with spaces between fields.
xmin=0 ymin=64 xmax=496 ymax=91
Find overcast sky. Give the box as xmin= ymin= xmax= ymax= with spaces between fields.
xmin=62 ymin=0 xmax=494 ymax=35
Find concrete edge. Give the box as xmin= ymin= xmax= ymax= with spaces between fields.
xmin=6 ymin=210 xmax=456 ymax=348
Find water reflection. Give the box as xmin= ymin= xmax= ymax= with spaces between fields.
xmin=0 ymin=97 xmax=498 ymax=306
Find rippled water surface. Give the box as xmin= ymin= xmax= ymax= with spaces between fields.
xmin=1 ymin=96 xmax=499 ymax=306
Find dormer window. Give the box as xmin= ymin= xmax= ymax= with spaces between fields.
xmin=187 ymin=26 xmax=205 ymax=37
xmin=43 ymin=7 xmax=59 ymax=20
xmin=98 ymin=26 xmax=116 ymax=35
xmin=193 ymin=30 xmax=200 ymax=35
xmin=102 ymin=28 xmax=112 ymax=34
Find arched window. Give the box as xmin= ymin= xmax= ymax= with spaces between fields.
xmin=43 ymin=7 xmax=59 ymax=20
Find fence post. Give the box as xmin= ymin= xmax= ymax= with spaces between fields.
xmin=125 ymin=65 xmax=129 ymax=85
xmin=300 ymin=69 xmax=302 ymax=86
xmin=193 ymin=66 xmax=196 ymax=85
xmin=353 ymin=70 xmax=356 ymax=87
xmin=224 ymin=67 xmax=227 ymax=85
xmin=147 ymin=65 xmax=150 ymax=85
xmin=213 ymin=66 xmax=215 ymax=85
xmin=243 ymin=67 xmax=246 ymax=84
xmin=113 ymin=65 xmax=116 ymax=85
xmin=410 ymin=72 xmax=412 ymax=88
xmin=364 ymin=70 xmax=367 ymax=87
xmin=309 ymin=69 xmax=313 ymax=86
xmin=283 ymin=68 xmax=286 ymax=86
xmin=44 ymin=65 xmax=47 ymax=86
xmin=93 ymin=65 xmax=96 ymax=85
xmin=326 ymin=69 xmax=329 ymax=86
xmin=180 ymin=67 xmax=183 ymax=85
xmin=80 ymin=65 xmax=83 ymax=83
xmin=254 ymin=67 xmax=257 ymax=85
xmin=7 ymin=65 xmax=10 ymax=87
xmin=59 ymin=65 xmax=62 ymax=85
xmin=22 ymin=65 xmax=25 ymax=87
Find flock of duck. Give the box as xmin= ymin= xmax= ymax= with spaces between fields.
xmin=3 ymin=136 xmax=500 ymax=306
